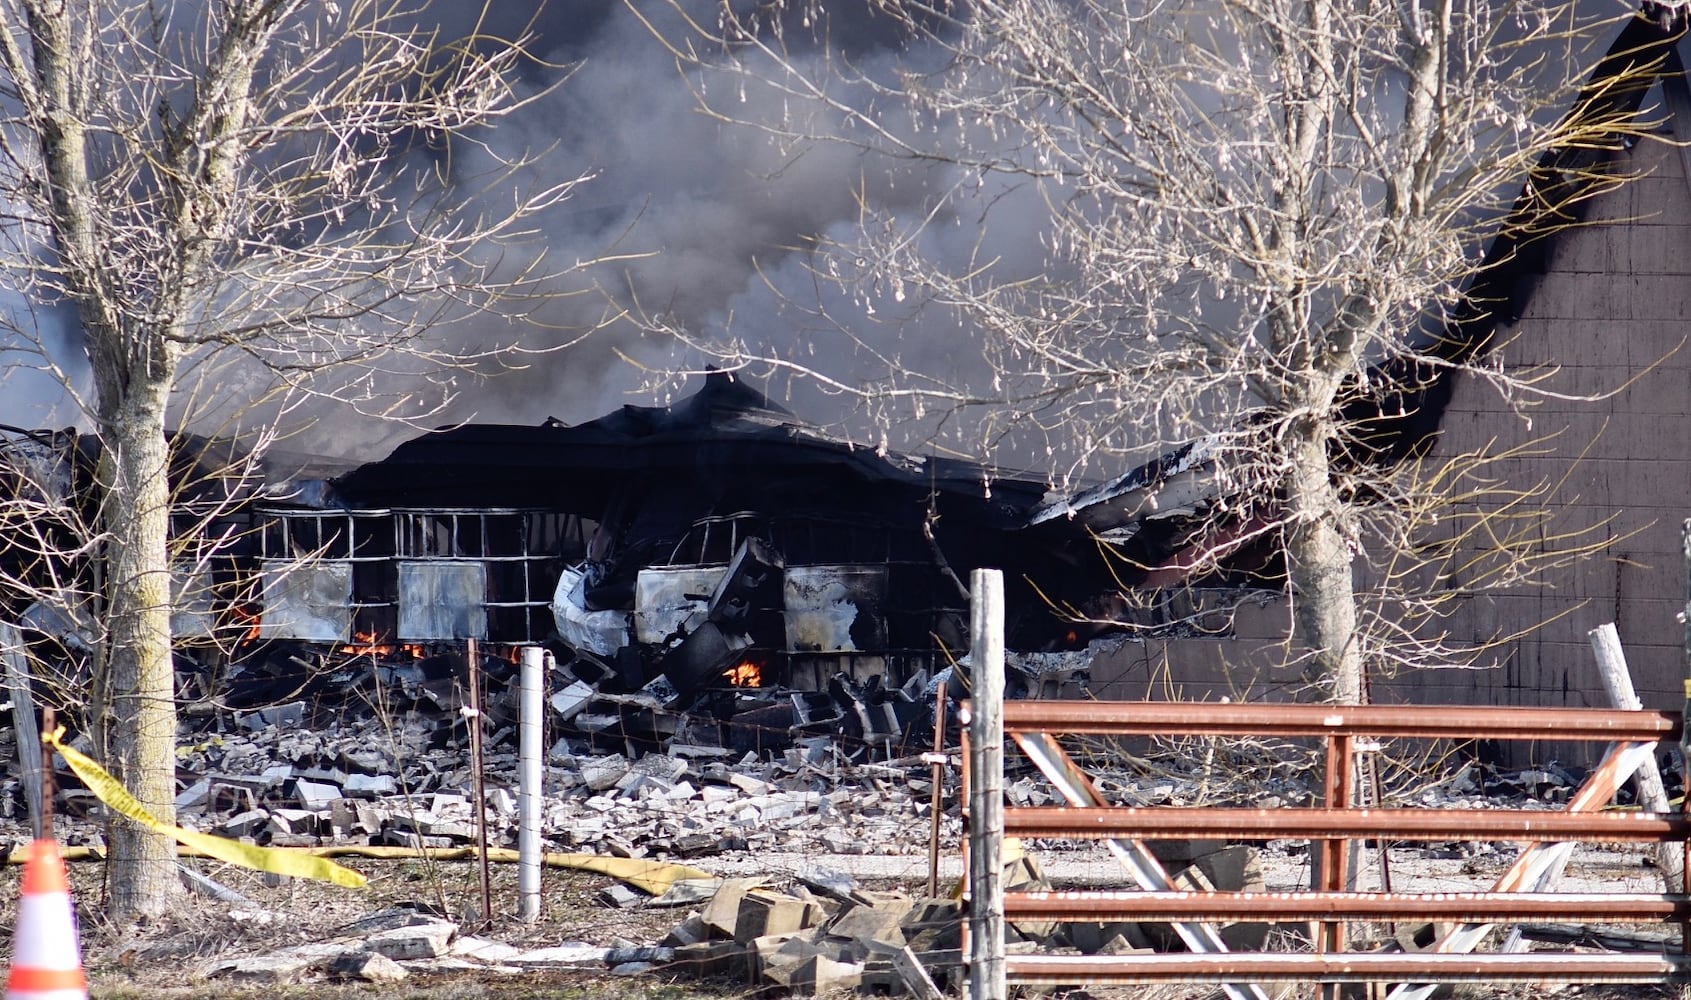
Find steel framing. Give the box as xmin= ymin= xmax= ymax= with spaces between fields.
xmin=961 ymin=699 xmax=1691 ymax=990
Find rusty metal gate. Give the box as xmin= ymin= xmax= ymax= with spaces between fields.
xmin=960 ymin=697 xmax=1691 ymax=994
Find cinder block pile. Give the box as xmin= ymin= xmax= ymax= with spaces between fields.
xmin=655 ymin=873 xmax=960 ymax=996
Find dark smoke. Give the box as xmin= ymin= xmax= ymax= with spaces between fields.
xmin=0 ymin=1 xmax=1652 ymax=482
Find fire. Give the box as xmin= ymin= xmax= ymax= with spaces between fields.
xmin=723 ymin=659 xmax=762 ymax=688
xmin=231 ymin=605 xmax=263 ymax=643
xmin=338 ymin=631 xmax=425 ymax=659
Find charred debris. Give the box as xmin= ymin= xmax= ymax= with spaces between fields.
xmin=0 ymin=374 xmax=1266 ymax=760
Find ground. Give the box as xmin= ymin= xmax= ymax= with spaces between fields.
xmin=5 ymin=837 xmax=1687 ymax=1000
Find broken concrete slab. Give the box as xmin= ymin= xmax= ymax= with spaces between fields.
xmin=506 ymin=943 xmax=608 ymax=967
xmin=363 ymin=919 xmax=457 ymax=960
xmin=580 ymin=754 xmax=633 ymax=792
xmin=201 ymin=952 xmax=316 ymax=985
xmin=598 ymin=883 xmax=644 ymax=909
xmin=327 ymin=951 xmax=408 ymax=982
xmin=200 ymin=942 xmax=353 ymax=984
xmin=449 ymin=936 xmax=524 ymax=963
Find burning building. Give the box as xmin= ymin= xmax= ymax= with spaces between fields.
xmin=66 ymin=371 xmax=1186 ymax=755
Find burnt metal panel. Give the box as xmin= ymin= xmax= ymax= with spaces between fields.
xmin=659 ymin=620 xmax=753 ymax=695
xmin=170 ymin=562 xmax=218 ymax=639
xmin=634 ymin=567 xmax=724 ymax=643
xmin=259 ymin=560 xmax=351 ymax=642
xmin=783 ymin=565 xmax=887 ymax=652
xmin=552 ymin=563 xmax=629 ymax=655
xmin=397 ymin=561 xmax=487 ymax=640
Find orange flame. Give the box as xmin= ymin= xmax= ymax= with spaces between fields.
xmin=338 ymin=631 xmax=425 ymax=659
xmin=231 ymin=605 xmax=263 ymax=643
xmin=724 ymin=659 xmax=762 ymax=687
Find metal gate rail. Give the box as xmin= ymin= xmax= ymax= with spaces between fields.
xmin=961 ymin=698 xmax=1691 ymax=989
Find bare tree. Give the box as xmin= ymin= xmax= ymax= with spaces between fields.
xmin=638 ymin=0 xmax=1681 ymax=706
xmin=0 ymin=0 xmax=591 ymax=916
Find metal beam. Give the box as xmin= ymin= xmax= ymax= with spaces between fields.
xmin=1000 ymin=700 xmax=1679 ymax=741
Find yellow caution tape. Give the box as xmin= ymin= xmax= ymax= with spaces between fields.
xmin=42 ymin=728 xmax=366 ymax=889
xmin=278 ymin=846 xmax=709 ymax=896
xmin=7 ymin=842 xmax=708 ymax=895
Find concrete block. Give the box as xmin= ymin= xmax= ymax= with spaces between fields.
xmin=1002 ymin=853 xmax=1052 ymax=892
xmin=1003 ymin=855 xmax=1056 ymax=939
xmin=662 ymin=912 xmax=710 ymax=947
xmin=750 ymin=931 xmax=820 ymax=985
xmin=1143 ymin=865 xmax=1216 ymax=951
xmin=290 ymin=779 xmax=342 ymax=811
xmin=826 ymin=902 xmax=906 ymax=948
xmin=670 ymin=940 xmax=744 ymax=979
xmin=1145 ymin=839 xmax=1213 ymax=868
xmin=734 ymin=891 xmax=823 ymax=943
xmin=343 ymin=773 xmax=397 ymax=797
xmin=700 ymin=877 xmax=762 ymax=938
xmin=550 ymin=680 xmax=595 ymax=720
xmin=580 ymin=754 xmax=632 ymax=792
xmin=1069 ymin=921 xmax=1152 ymax=955
xmin=790 ymin=955 xmax=864 ymax=995
xmin=1192 ymin=845 xmax=1264 ymax=892
xmin=901 ymin=898 xmax=962 ymax=958
xmin=218 ymin=809 xmax=270 ymax=838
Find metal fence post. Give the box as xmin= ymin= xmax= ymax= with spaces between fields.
xmin=968 ymin=568 xmax=1005 ymax=1000
xmin=519 ymin=645 xmax=546 ymax=922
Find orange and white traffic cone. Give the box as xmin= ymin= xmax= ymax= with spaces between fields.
xmin=5 ymin=839 xmax=86 ymax=1000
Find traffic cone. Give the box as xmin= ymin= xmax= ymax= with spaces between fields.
xmin=5 ymin=839 xmax=86 ymax=1000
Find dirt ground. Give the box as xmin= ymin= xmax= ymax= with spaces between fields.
xmin=6 ymin=837 xmax=1690 ymax=1000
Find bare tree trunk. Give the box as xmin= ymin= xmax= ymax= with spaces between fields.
xmin=0 ymin=0 xmax=575 ymax=921
xmin=1283 ymin=424 xmax=1362 ymax=707
xmin=96 ymin=380 xmax=180 ymax=917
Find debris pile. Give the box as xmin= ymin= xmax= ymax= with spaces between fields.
xmin=209 ymin=637 xmax=977 ymax=765
xmin=51 ymin=706 xmax=950 ymax=866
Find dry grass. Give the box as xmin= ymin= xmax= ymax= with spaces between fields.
xmin=0 ymin=852 xmax=753 ymax=999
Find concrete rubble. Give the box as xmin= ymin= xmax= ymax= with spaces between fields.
xmin=27 ymin=696 xmax=955 ymax=863
xmin=24 ymin=656 xmax=1587 ymax=995
xmin=5 ymin=681 xmax=1311 ymax=995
